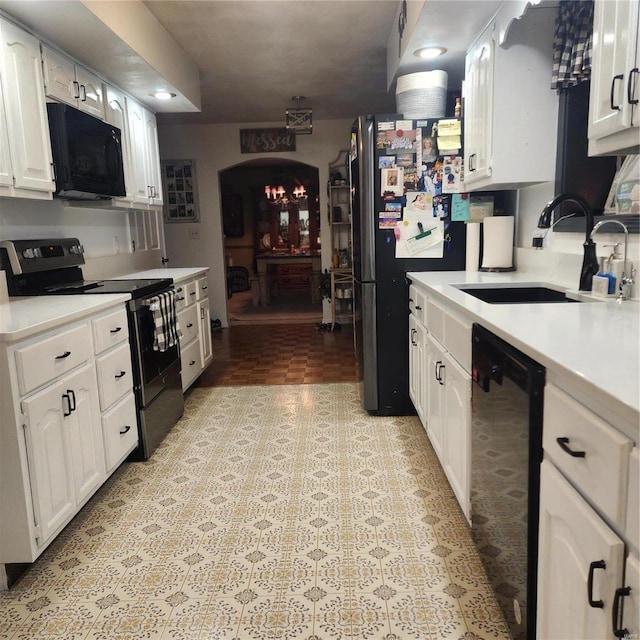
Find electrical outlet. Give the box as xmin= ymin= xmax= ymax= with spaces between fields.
xmin=189 ymin=230 xmax=200 ymax=240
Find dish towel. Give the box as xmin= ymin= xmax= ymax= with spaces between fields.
xmin=147 ymin=290 xmax=181 ymax=352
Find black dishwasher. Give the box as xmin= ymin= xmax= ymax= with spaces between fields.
xmin=471 ymin=324 xmax=545 ymax=640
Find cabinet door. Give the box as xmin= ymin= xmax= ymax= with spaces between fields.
xmin=0 ymin=74 xmax=13 ymax=190
xmin=537 ymin=460 xmax=625 ymax=640
xmin=619 ymin=553 xmax=639 ymax=639
xmin=0 ymin=19 xmax=54 ymax=195
xmin=198 ymin=297 xmax=213 ymax=368
xmin=409 ymin=314 xmax=424 ymax=422
xmin=42 ymin=45 xmax=77 ymax=107
xmin=126 ymin=97 xmax=151 ymax=204
xmin=75 ymin=66 xmax=104 ymax=120
xmin=144 ymin=108 xmax=163 ymax=205
xmin=589 ymin=0 xmax=639 ymax=139
xmin=105 ymin=84 xmax=134 ymax=203
xmin=22 ymin=381 xmax=76 ymax=546
xmin=63 ymin=364 xmax=105 ymax=504
xmin=424 ymin=333 xmax=446 ymax=463
xmin=464 ymin=31 xmax=494 ymax=185
xmin=442 ymin=351 xmax=471 ymax=522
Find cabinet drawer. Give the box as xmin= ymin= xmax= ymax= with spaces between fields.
xmin=425 ymin=297 xmax=445 ymax=344
xmin=196 ymin=276 xmax=208 ymax=301
xmin=92 ymin=307 xmax=129 ymax=354
xmin=174 ymin=282 xmax=189 ymax=311
xmin=444 ymin=310 xmax=471 ymax=372
xmin=184 ymin=280 xmax=198 ymax=306
xmin=15 ymin=324 xmax=92 ymax=395
xmin=181 ymin=338 xmax=201 ymax=390
xmin=96 ymin=343 xmax=133 ymax=410
xmin=178 ymin=304 xmax=199 ymax=346
xmin=408 ymin=284 xmax=427 ymax=326
xmin=102 ymin=392 xmax=138 ymax=472
xmin=277 ymin=275 xmax=310 ymax=289
xmin=543 ymin=384 xmax=633 ymax=527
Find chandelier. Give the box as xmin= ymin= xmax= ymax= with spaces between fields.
xmin=285 ymin=95 xmax=313 ymax=135
xmin=264 ymin=183 xmax=306 ymax=203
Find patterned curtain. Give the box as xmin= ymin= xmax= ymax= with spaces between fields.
xmin=551 ymin=0 xmax=594 ymax=91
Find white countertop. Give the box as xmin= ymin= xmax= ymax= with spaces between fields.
xmin=118 ymin=267 xmax=208 ymax=283
xmin=407 ymin=271 xmax=640 ymax=440
xmin=0 ymin=294 xmax=130 ymax=343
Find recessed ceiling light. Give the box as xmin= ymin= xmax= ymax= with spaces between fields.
xmin=413 ymin=46 xmax=447 ymax=60
xmin=152 ymin=91 xmax=177 ymax=100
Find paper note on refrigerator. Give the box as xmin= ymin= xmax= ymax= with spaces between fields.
xmin=395 ymin=217 xmax=444 ymax=259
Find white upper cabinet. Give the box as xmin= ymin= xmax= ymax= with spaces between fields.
xmin=588 ymin=0 xmax=640 ymax=156
xmin=0 ymin=17 xmax=54 ymax=199
xmin=104 ymin=84 xmax=134 ymax=204
xmin=42 ymin=45 xmax=105 ymax=120
xmin=126 ymin=97 xmax=163 ymax=208
xmin=463 ymin=5 xmax=559 ymax=190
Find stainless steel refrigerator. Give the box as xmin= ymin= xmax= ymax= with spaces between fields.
xmin=350 ymin=114 xmax=466 ymax=415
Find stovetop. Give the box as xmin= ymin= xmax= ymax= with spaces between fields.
xmin=0 ymin=238 xmax=172 ymax=299
xmin=43 ymin=278 xmax=174 ymax=299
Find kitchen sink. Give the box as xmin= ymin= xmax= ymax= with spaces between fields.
xmin=455 ymin=285 xmax=582 ymax=304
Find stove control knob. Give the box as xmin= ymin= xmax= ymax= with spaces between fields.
xmin=69 ymin=244 xmax=84 ymax=255
xmin=22 ymin=248 xmax=35 ymax=259
xmin=33 ymin=248 xmax=42 ymax=258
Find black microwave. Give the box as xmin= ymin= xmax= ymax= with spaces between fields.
xmin=47 ymin=103 xmax=126 ymax=200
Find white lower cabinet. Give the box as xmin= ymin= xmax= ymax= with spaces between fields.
xmin=538 ymin=383 xmax=637 ymax=639
xmin=424 ymin=332 xmax=445 ymax=462
xmin=537 ymin=460 xmax=625 ymax=639
xmin=409 ymin=313 xmax=426 ymax=424
xmin=441 ymin=351 xmax=471 ymax=518
xmin=1 ymin=303 xmax=136 ymax=563
xmin=408 ymin=282 xmax=472 ymax=522
xmin=175 ymin=272 xmax=212 ymax=391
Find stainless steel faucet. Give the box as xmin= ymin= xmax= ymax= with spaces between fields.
xmin=590 ymin=219 xmax=634 ymax=301
xmin=537 ymin=193 xmax=598 ymax=291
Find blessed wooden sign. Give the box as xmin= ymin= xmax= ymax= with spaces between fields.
xmin=240 ymin=128 xmax=296 ymax=154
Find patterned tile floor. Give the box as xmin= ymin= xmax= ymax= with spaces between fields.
xmin=0 ymin=383 xmax=509 ymax=640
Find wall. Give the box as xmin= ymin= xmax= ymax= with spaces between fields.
xmin=0 ymin=198 xmax=163 ymax=281
xmin=157 ymin=118 xmax=353 ymax=326
xmin=515 ymin=180 xmax=640 ymax=295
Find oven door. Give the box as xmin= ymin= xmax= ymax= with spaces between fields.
xmin=128 ymin=297 xmax=181 ymax=407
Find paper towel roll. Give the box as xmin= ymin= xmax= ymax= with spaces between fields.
xmin=465 ymin=223 xmax=480 ymax=272
xmin=481 ymin=216 xmax=515 ymax=270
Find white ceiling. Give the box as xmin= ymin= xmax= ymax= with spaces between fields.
xmin=0 ymin=0 xmax=505 ymax=125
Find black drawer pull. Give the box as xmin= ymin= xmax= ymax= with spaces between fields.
xmin=201 ymin=285 xmax=208 ymax=290
xmin=177 ymin=296 xmax=185 ymax=301
xmin=119 ymin=425 xmax=131 ymax=435
xmin=189 ymin=360 xmax=196 ymax=366
xmin=628 ymin=67 xmax=639 ymax=105
xmin=557 ymin=437 xmax=586 ymax=458
xmin=115 ymin=370 xmax=127 ymax=379
xmin=611 ymin=74 xmax=624 ymax=111
xmin=187 ymin=323 xmax=193 ymax=328
xmin=410 ymin=328 xmax=417 ymax=346
xmin=588 ymin=560 xmax=606 ymax=608
xmin=55 ymin=351 xmax=71 ymax=360
xmin=415 ymin=305 xmax=422 ymax=310
xmin=612 ymin=585 xmax=631 ymax=637
xmin=190 ymin=291 xmax=196 ymax=296
xmin=67 ymin=389 xmax=76 ymax=412
xmin=62 ymin=392 xmax=72 ymax=417
xmin=110 ymin=327 xmax=122 ymax=334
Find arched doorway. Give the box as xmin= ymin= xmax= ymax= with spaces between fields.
xmin=219 ymin=159 xmax=322 ymax=325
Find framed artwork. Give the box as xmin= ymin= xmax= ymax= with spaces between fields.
xmin=162 ymin=159 xmax=200 ymax=222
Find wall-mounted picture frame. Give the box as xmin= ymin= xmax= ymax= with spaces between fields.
xmin=162 ymin=159 xmax=200 ymax=222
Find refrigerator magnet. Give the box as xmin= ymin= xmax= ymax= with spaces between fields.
xmin=381 ymin=168 xmax=404 ymax=197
